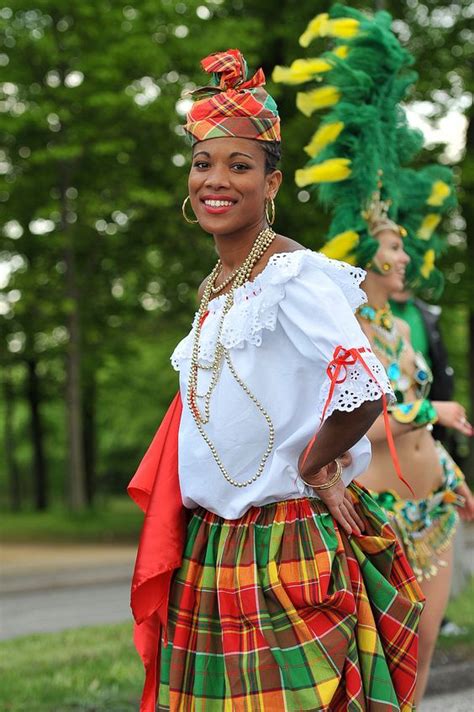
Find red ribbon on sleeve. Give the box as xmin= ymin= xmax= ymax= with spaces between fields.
xmin=301 ymin=345 xmax=414 ymax=496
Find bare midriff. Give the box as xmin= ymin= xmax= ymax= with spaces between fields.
xmin=357 ymin=315 xmax=444 ymax=500
xmin=359 ymin=428 xmax=443 ymax=500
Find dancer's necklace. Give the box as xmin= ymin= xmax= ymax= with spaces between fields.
xmin=358 ymin=302 xmax=409 ymax=396
xmin=187 ymin=226 xmax=276 ymax=488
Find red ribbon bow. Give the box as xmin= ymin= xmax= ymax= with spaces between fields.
xmin=302 ymin=345 xmax=414 ymax=496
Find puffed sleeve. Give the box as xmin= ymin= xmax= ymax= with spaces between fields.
xmin=277 ymin=253 xmax=394 ymax=423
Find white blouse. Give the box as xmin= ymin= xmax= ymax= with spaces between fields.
xmin=171 ymin=250 xmax=393 ymax=520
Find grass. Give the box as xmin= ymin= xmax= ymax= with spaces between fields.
xmin=436 ymin=575 xmax=474 ymax=654
xmin=1 ymin=580 xmax=472 ymax=711
xmin=0 ymin=497 xmax=143 ymax=543
xmin=0 ymin=622 xmax=142 ymax=712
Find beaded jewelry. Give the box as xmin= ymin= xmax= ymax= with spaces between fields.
xmin=187 ymin=227 xmax=277 ymax=488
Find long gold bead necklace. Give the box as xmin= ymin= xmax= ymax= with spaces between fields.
xmin=187 ymin=227 xmax=276 ymax=488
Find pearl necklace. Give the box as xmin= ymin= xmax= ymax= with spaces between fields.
xmin=187 ymin=227 xmax=276 ymax=488
xmin=210 ymin=262 xmax=241 ymax=295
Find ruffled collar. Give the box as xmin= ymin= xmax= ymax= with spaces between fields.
xmin=171 ymin=250 xmax=366 ymax=370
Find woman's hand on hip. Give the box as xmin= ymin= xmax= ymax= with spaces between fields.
xmin=456 ymin=481 xmax=474 ymax=522
xmin=299 ymin=456 xmax=365 ymax=537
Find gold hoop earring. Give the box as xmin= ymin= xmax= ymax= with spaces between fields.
xmin=182 ymin=196 xmax=198 ymax=224
xmin=265 ymin=197 xmax=276 ymax=226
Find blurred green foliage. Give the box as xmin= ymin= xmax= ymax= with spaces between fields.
xmin=0 ymin=0 xmax=473 ymax=512
xmin=0 ymin=495 xmax=143 ymax=541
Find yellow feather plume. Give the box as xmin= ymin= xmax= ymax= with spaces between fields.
xmin=299 ymin=13 xmax=359 ymax=47
xmin=299 ymin=13 xmax=330 ymax=47
xmin=293 ymin=57 xmax=333 ymax=74
xmin=427 ymin=181 xmax=451 ymax=206
xmin=272 ymin=58 xmax=332 ymax=85
xmin=332 ymin=45 xmax=349 ymax=59
xmin=295 ymin=158 xmax=351 ymax=187
xmin=272 ymin=65 xmax=309 ymax=85
xmin=296 ymin=86 xmax=340 ymax=116
xmin=421 ymin=249 xmax=435 ymax=279
xmin=417 ymin=214 xmax=441 ymax=240
xmin=328 ymin=18 xmax=360 ymax=39
xmin=320 ymin=231 xmax=359 ymax=263
xmin=305 ymin=121 xmax=344 ymax=157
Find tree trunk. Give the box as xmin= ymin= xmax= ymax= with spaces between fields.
xmin=26 ymin=357 xmax=48 ymax=510
xmin=61 ymin=169 xmax=87 ymax=511
xmin=3 ymin=369 xmax=21 ymax=511
xmin=461 ymin=112 xmax=474 ymax=480
xmin=83 ymin=371 xmax=97 ymax=506
xmin=467 ymin=311 xmax=474 ymax=479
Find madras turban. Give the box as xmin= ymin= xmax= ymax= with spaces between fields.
xmin=184 ymin=49 xmax=281 ymax=144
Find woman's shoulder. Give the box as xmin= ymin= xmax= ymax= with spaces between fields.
xmin=267 ymin=234 xmax=305 ymax=255
xmin=197 ymin=235 xmax=303 ymax=301
xmin=266 ymin=247 xmax=367 ymax=314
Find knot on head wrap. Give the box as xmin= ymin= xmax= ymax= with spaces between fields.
xmin=184 ymin=48 xmax=280 ymax=145
xmin=201 ymin=48 xmax=265 ymax=91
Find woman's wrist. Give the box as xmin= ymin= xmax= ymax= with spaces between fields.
xmin=300 ymin=459 xmax=342 ymax=489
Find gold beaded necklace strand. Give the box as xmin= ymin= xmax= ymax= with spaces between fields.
xmin=187 ymin=227 xmax=276 ymax=488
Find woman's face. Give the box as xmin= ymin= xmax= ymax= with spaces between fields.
xmin=188 ymin=137 xmax=281 ymax=237
xmin=373 ymin=229 xmax=410 ymax=294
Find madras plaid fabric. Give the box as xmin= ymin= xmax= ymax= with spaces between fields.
xmin=184 ymin=49 xmax=280 ymax=145
xmin=158 ymin=483 xmax=423 ymax=711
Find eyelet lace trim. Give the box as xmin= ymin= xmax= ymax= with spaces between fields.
xmin=171 ymin=250 xmax=367 ymax=370
xmin=317 ymin=349 xmax=395 ymax=419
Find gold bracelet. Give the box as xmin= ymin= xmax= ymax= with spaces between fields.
xmin=300 ymin=458 xmax=343 ymax=490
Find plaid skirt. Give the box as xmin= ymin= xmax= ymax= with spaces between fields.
xmin=158 ymin=483 xmax=423 ymax=711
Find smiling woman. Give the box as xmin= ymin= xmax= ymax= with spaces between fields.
xmin=128 ymin=48 xmax=423 ymax=712
xmin=187 ymin=137 xmax=281 ymax=239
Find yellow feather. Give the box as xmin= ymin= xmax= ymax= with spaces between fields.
xmin=299 ymin=13 xmax=330 ymax=48
xmin=272 ymin=58 xmax=333 ymax=85
xmin=295 ymin=158 xmax=351 ymax=187
xmin=299 ymin=14 xmax=359 ymax=46
xmin=272 ymin=65 xmax=310 ymax=85
xmin=421 ymin=249 xmax=435 ymax=279
xmin=332 ymin=45 xmax=349 ymax=59
xmin=320 ymin=231 xmax=359 ymax=263
xmin=327 ymin=18 xmax=359 ymax=39
xmin=296 ymin=86 xmax=340 ymax=116
xmin=304 ymin=122 xmax=344 ymax=157
xmin=427 ymin=181 xmax=451 ymax=206
xmin=292 ymin=57 xmax=332 ymax=74
xmin=417 ymin=214 xmax=441 ymax=240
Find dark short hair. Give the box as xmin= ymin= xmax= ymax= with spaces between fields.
xmin=260 ymin=141 xmax=282 ymax=174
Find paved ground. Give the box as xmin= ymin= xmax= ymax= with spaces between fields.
xmin=0 ymin=543 xmax=136 ymax=639
xmin=421 ymin=687 xmax=474 ymax=711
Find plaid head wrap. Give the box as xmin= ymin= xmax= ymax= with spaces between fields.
xmin=184 ymin=49 xmax=280 ymax=145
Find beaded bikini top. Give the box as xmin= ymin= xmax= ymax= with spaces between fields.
xmin=358 ymin=304 xmax=433 ymax=403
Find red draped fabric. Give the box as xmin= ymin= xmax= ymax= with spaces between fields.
xmin=128 ymin=393 xmax=186 ymax=712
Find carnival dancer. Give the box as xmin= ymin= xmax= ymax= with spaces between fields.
xmin=274 ymin=5 xmax=474 ymax=704
xmin=129 ymin=48 xmax=424 ymax=712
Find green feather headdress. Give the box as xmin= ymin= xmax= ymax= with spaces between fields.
xmin=273 ymin=3 xmax=456 ymax=297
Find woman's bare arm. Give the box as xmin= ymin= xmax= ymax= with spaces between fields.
xmin=296 ymin=398 xmax=383 ymax=537
xmin=299 ymin=398 xmax=383 ymax=479
xmin=366 ymin=412 xmax=415 ymax=443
